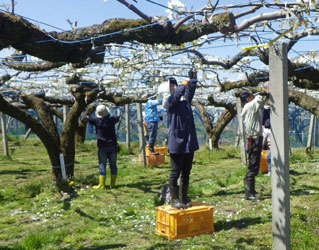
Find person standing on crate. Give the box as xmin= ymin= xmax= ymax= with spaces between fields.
xmin=84 ymin=104 xmax=120 ymax=189
xmin=240 ymin=90 xmax=269 ymax=200
xmin=163 ymin=70 xmax=199 ymax=209
xmin=144 ymin=95 xmax=164 ymax=155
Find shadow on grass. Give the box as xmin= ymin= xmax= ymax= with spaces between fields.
xmin=74 ymin=208 xmax=95 ymax=220
xmin=77 ymin=243 xmax=126 ymax=250
xmin=289 ymin=169 xmax=305 ymax=176
xmin=291 ymin=186 xmax=319 ymax=196
xmin=117 ymin=178 xmax=167 ymax=194
xmin=144 ymin=243 xmax=175 ymax=250
xmin=213 ymin=190 xmax=243 ymax=196
xmin=0 ymin=168 xmax=33 ymax=175
xmin=215 ymin=217 xmax=264 ymax=232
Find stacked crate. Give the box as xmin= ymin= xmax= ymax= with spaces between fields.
xmin=259 ymin=150 xmax=269 ymax=174
xmin=138 ymin=147 xmax=167 ymax=166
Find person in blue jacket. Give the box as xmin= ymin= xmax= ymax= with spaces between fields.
xmin=164 ymin=70 xmax=199 ymax=209
xmin=144 ymin=96 xmax=163 ymax=154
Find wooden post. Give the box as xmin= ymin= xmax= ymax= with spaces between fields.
xmin=269 ymin=43 xmax=290 ymax=250
xmin=306 ymin=114 xmax=315 ymax=151
xmin=236 ymin=97 xmax=247 ymax=166
xmin=125 ymin=104 xmax=130 ymax=150
xmin=1 ymin=112 xmax=9 ymax=157
xmin=136 ymin=103 xmax=146 ymax=166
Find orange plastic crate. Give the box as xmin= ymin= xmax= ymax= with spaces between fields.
xmin=138 ymin=154 xmax=165 ymax=166
xmin=259 ymin=150 xmax=269 ymax=174
xmin=155 ymin=202 xmax=215 ymax=240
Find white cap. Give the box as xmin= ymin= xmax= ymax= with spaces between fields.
xmin=95 ymin=104 xmax=109 ymax=118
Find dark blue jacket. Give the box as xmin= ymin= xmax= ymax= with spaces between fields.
xmin=164 ymin=79 xmax=199 ymax=154
xmin=88 ymin=115 xmax=120 ymax=148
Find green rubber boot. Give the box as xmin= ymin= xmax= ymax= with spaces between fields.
xmin=110 ymin=175 xmax=117 ymax=189
xmin=244 ymin=180 xmax=259 ymax=200
xmin=93 ymin=176 xmax=106 ymax=189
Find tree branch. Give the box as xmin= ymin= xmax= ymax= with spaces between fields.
xmin=116 ymin=0 xmax=152 ymax=22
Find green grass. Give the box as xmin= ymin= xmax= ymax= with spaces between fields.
xmin=0 ymin=138 xmax=319 ymax=249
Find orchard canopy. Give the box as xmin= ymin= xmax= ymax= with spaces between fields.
xmin=2 ymin=0 xmax=319 ymax=179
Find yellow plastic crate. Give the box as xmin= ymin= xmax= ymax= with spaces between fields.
xmin=138 ymin=154 xmax=165 ymax=166
xmin=145 ymin=146 xmax=167 ymax=155
xmin=259 ymin=150 xmax=268 ymax=174
xmin=155 ymin=202 xmax=215 ymax=240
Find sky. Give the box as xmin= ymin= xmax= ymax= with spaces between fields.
xmin=2 ymin=0 xmax=318 ymax=59
xmin=1 ymin=0 xmax=319 ymax=86
xmin=7 ymin=0 xmax=218 ymax=32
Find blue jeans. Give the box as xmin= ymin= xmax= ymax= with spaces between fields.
xmin=97 ymin=145 xmax=117 ymax=176
xmin=267 ymin=150 xmax=271 ymax=173
xmin=147 ymin=121 xmax=158 ymax=145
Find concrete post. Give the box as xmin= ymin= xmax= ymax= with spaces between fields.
xmin=236 ymin=97 xmax=247 ymax=166
xmin=5 ymin=116 xmax=12 ymax=130
xmin=63 ymin=105 xmax=68 ymax=124
xmin=307 ymin=114 xmax=314 ymax=151
xmin=136 ymin=103 xmax=146 ymax=167
xmin=125 ymin=104 xmax=130 ymax=149
xmin=24 ymin=128 xmax=32 ymax=140
xmin=0 ymin=112 xmax=9 ymax=157
xmin=269 ymin=43 xmax=290 ymax=250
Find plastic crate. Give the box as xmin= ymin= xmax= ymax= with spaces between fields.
xmin=138 ymin=154 xmax=165 ymax=166
xmin=145 ymin=146 xmax=167 ymax=155
xmin=155 ymin=202 xmax=215 ymax=240
xmin=259 ymin=150 xmax=268 ymax=174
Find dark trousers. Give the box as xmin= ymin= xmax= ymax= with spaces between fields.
xmin=147 ymin=121 xmax=158 ymax=146
xmin=244 ymin=136 xmax=263 ymax=181
xmin=169 ymin=152 xmax=194 ymax=187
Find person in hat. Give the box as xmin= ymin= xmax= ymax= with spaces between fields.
xmin=85 ymin=104 xmax=120 ymax=189
xmin=240 ymin=90 xmax=269 ymax=200
xmin=164 ymin=70 xmax=199 ymax=209
xmin=144 ymin=95 xmax=164 ymax=154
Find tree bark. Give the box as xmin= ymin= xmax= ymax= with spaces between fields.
xmin=211 ymin=105 xmax=237 ymax=148
xmin=192 ymin=101 xmax=213 ymax=145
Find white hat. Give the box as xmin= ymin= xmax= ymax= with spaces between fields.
xmin=157 ymin=80 xmax=170 ymax=95
xmin=95 ymin=104 xmax=109 ymax=118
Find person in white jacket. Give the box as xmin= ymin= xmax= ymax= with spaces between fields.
xmin=240 ymin=90 xmax=268 ymax=200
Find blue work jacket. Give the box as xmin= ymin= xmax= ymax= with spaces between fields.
xmin=144 ymin=99 xmax=163 ymax=123
xmin=164 ymin=80 xmax=199 ymax=154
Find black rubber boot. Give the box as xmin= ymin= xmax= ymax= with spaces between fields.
xmin=169 ymin=186 xmax=186 ymax=209
xmin=148 ymin=144 xmax=159 ymax=155
xmin=244 ymin=180 xmax=259 ymax=201
xmin=179 ymin=184 xmax=192 ymax=208
xmin=252 ymin=179 xmax=258 ymax=195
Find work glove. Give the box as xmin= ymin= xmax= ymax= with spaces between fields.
xmin=181 ymin=80 xmax=189 ymax=86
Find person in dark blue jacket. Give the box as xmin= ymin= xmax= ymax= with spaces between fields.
xmin=164 ymin=69 xmax=199 ymax=209
xmin=85 ymin=104 xmax=120 ymax=189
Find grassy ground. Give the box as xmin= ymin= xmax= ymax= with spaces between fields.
xmin=0 ymin=137 xmax=318 ymax=250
